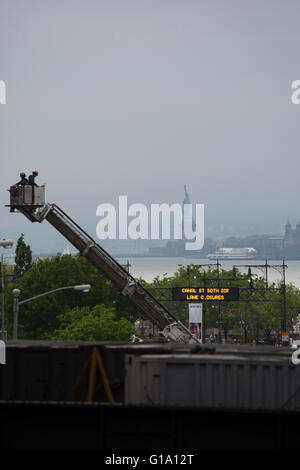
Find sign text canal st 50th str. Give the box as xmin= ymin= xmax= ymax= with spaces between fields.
xmin=172 ymin=287 xmax=240 ymax=302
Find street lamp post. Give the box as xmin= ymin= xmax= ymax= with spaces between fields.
xmin=12 ymin=288 xmax=20 ymax=340
xmin=12 ymin=284 xmax=91 ymax=340
xmin=0 ymin=239 xmax=14 ymax=340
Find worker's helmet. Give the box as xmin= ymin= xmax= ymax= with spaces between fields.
xmin=20 ymin=172 xmax=26 ymax=177
xmin=33 ymin=170 xmax=39 ymax=176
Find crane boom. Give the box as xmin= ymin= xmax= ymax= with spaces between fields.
xmin=10 ymin=196 xmax=200 ymax=344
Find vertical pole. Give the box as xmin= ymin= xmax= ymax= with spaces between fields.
xmin=1 ymin=254 xmax=4 ymax=340
xmin=187 ymin=266 xmax=191 ymax=336
xmin=202 ymin=270 xmax=206 ymax=344
xmin=13 ymin=296 xmax=19 ymax=340
xmin=265 ymin=260 xmax=268 ymax=289
xmin=126 ymin=260 xmax=131 ymax=273
xmin=244 ymin=324 xmax=248 ymax=344
xmin=283 ymin=259 xmax=287 ymax=334
xmin=217 ymin=259 xmax=222 ymax=344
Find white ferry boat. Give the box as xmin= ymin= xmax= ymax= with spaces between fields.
xmin=207 ymin=247 xmax=257 ymax=260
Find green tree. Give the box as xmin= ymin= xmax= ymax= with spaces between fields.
xmin=5 ymin=253 xmax=300 ymax=343
xmin=14 ymin=234 xmax=32 ymax=277
xmin=50 ymin=305 xmax=134 ymax=341
xmin=5 ymin=254 xmax=140 ymax=339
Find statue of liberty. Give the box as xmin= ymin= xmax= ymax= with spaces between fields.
xmin=183 ymin=184 xmax=190 ymax=205
xmin=182 ymin=184 xmax=196 ymax=235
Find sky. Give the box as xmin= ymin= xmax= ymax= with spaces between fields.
xmin=1 ymin=0 xmax=300 ymax=253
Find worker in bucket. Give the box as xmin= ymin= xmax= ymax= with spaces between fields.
xmin=15 ymin=172 xmax=28 ymax=186
xmin=28 ymin=170 xmax=39 ymax=203
xmin=28 ymin=170 xmax=39 ymax=187
xmin=9 ymin=172 xmax=28 ymax=212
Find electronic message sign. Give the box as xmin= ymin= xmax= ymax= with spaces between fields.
xmin=172 ymin=287 xmax=239 ymax=302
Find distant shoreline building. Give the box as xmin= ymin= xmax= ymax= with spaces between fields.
xmin=148 ymin=218 xmax=300 ymax=260
xmin=283 ymin=221 xmax=300 ymax=259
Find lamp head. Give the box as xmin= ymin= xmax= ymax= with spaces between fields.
xmin=0 ymin=239 xmax=14 ymax=249
xmin=73 ymin=284 xmax=91 ymax=292
xmin=12 ymin=289 xmax=20 ymax=297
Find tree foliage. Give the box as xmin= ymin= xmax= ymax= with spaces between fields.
xmin=5 ymin=254 xmax=140 ymax=339
xmin=49 ymin=305 xmax=134 ymax=341
xmin=141 ymin=264 xmax=300 ymax=343
xmin=4 ymin=253 xmax=300 ymax=343
xmin=14 ymin=233 xmax=32 ymax=277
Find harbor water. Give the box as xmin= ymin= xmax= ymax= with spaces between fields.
xmin=117 ymin=257 xmax=300 ymax=288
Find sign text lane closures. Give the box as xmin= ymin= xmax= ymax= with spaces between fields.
xmin=172 ymin=287 xmax=239 ymax=301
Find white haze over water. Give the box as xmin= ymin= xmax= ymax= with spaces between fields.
xmin=119 ymin=257 xmax=300 ymax=288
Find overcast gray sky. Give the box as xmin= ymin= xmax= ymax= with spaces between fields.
xmin=1 ymin=0 xmax=300 ymax=252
